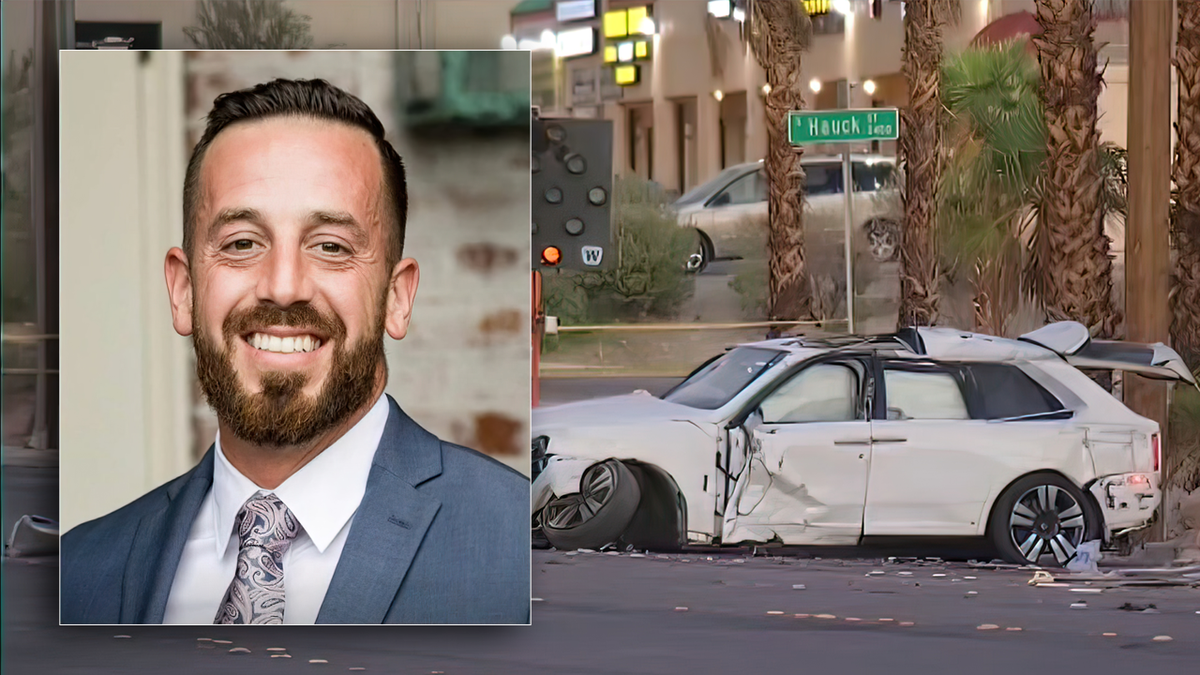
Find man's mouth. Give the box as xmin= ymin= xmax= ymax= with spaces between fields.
xmin=246 ymin=332 xmax=324 ymax=354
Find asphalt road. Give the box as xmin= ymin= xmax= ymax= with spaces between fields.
xmin=5 ymin=549 xmax=1198 ymax=674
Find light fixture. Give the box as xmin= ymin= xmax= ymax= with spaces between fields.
xmin=732 ymin=7 xmax=745 ymax=22
xmin=863 ymin=79 xmax=876 ymax=95
xmin=541 ymin=29 xmax=557 ymax=49
xmin=708 ymin=0 xmax=732 ymax=18
xmin=617 ymin=41 xmax=635 ymax=62
xmin=555 ymin=26 xmax=595 ymax=58
xmin=832 ymin=0 xmax=852 ymax=15
xmin=640 ymin=16 xmax=656 ymax=35
xmin=500 ymin=34 xmax=517 ymax=50
xmin=713 ymin=89 xmax=724 ymax=101
xmin=761 ymin=83 xmax=771 ymax=95
xmin=809 ymin=78 xmax=822 ymax=93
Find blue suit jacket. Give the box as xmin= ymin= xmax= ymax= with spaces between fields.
xmin=60 ymin=396 xmax=530 ymax=624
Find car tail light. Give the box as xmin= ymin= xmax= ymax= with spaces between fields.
xmin=1151 ymin=432 xmax=1161 ymax=473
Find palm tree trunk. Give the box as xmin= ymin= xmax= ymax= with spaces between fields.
xmin=1033 ymin=0 xmax=1119 ymax=337
xmin=1173 ymin=0 xmax=1200 ymax=374
xmin=749 ymin=0 xmax=811 ymax=321
xmin=897 ymin=0 xmax=952 ymax=329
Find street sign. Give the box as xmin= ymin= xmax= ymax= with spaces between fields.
xmin=788 ymin=108 xmax=899 ymax=145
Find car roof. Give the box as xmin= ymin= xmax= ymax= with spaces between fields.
xmin=739 ymin=326 xmax=1054 ymax=363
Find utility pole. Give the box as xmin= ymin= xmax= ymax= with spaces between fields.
xmin=1126 ymin=0 xmax=1173 ymax=537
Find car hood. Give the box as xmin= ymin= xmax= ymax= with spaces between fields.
xmin=533 ymin=392 xmax=717 ymax=431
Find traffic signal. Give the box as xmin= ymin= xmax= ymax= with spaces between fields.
xmin=532 ymin=111 xmax=613 ymax=270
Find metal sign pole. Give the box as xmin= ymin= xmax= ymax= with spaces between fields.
xmin=841 ymin=144 xmax=855 ymax=334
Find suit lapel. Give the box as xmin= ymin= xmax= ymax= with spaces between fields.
xmin=121 ymin=449 xmax=214 ymax=623
xmin=316 ymin=396 xmax=443 ymax=624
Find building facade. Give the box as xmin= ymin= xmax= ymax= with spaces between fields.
xmin=511 ymin=0 xmax=1139 ymax=198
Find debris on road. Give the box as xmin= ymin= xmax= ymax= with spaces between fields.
xmin=792 ymin=584 xmax=806 ymax=590
xmin=1153 ymin=635 xmax=1174 ymax=642
xmin=675 ymin=607 xmax=688 ymax=612
xmin=977 ymin=624 xmax=1000 ymax=630
xmin=228 ymin=648 xmax=251 ymax=655
xmin=1070 ymin=602 xmax=1088 ymax=610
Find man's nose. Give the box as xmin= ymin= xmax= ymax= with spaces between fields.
xmin=256 ymin=246 xmax=314 ymax=307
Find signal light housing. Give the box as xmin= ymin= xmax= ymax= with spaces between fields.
xmin=540 ymin=246 xmax=563 ymax=267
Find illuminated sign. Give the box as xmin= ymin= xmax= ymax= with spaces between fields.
xmin=613 ymin=40 xmax=650 ymax=63
xmin=556 ymin=27 xmax=596 ymax=58
xmin=603 ymin=6 xmax=654 ymax=39
xmin=805 ymin=0 xmax=832 ymax=16
xmin=556 ymin=0 xmax=597 ymax=22
xmin=614 ymin=64 xmax=640 ymax=86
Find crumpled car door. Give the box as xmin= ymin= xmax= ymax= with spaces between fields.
xmin=721 ymin=412 xmax=869 ymax=546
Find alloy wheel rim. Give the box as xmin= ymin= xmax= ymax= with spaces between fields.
xmin=1009 ymin=484 xmax=1086 ymax=564
xmin=544 ymin=463 xmax=617 ymax=530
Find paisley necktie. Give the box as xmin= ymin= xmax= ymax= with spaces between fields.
xmin=214 ymin=492 xmax=300 ymax=624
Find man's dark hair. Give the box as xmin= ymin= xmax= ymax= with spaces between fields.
xmin=183 ymin=78 xmax=407 ymax=267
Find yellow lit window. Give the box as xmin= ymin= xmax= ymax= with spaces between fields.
xmin=627 ymin=6 xmax=648 ymax=35
xmin=604 ymin=45 xmax=618 ymax=63
xmin=604 ymin=10 xmax=628 ymax=38
xmin=615 ymin=64 xmax=639 ymax=86
xmin=634 ymin=41 xmax=648 ymax=59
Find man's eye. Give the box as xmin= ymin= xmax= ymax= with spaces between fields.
xmin=232 ymin=240 xmax=254 ymax=251
xmin=320 ymin=242 xmax=344 ymax=254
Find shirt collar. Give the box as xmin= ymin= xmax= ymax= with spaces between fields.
xmin=211 ymin=393 xmax=390 ymax=557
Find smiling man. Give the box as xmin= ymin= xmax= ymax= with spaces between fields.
xmin=60 ymin=79 xmax=530 ymax=625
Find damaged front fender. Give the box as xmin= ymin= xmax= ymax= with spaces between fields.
xmin=531 ymin=456 xmax=601 ymax=516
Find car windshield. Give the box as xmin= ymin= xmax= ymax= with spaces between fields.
xmin=662 ymin=347 xmax=785 ymax=410
xmin=674 ymin=164 xmax=758 ymax=207
xmin=854 ymin=161 xmax=895 ymax=192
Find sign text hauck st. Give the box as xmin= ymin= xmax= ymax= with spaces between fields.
xmin=788 ymin=108 xmax=899 ymax=145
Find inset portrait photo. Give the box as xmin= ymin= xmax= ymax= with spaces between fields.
xmin=58 ymin=50 xmax=532 ymax=625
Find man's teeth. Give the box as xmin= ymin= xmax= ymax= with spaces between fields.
xmin=249 ymin=333 xmax=321 ymax=353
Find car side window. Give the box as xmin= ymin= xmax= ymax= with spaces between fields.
xmin=963 ymin=363 xmax=1066 ymax=419
xmin=709 ymin=171 xmax=761 ymax=207
xmin=883 ymin=368 xmax=969 ymax=420
xmin=760 ymin=363 xmax=860 ymax=424
xmin=805 ymin=162 xmax=844 ymax=196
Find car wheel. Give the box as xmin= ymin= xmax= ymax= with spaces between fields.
xmin=686 ymin=230 xmax=713 ymax=274
xmin=541 ymin=459 xmax=641 ymax=551
xmin=989 ymin=473 xmax=1100 ymax=567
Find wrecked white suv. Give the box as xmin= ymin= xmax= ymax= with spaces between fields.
xmin=531 ymin=322 xmax=1196 ymax=566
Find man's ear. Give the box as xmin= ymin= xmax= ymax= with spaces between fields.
xmin=165 ymin=247 xmax=194 ymax=336
xmin=384 ymin=258 xmax=420 ymax=340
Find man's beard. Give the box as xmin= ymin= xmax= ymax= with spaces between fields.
xmin=193 ymin=299 xmax=387 ymax=447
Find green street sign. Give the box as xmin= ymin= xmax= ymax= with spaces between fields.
xmin=788 ymin=108 xmax=899 ymax=145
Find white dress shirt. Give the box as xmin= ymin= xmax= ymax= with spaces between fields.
xmin=163 ymin=393 xmax=389 ymax=624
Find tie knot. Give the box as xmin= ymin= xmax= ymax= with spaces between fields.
xmin=234 ymin=492 xmax=300 ymax=555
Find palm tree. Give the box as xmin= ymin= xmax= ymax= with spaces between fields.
xmin=746 ymin=0 xmax=812 ymax=321
xmin=897 ymin=0 xmax=959 ymax=330
xmin=1031 ymin=0 xmax=1118 ymax=337
xmin=1173 ymin=0 xmax=1200 ymax=375
xmin=940 ymin=43 xmax=1046 ymax=336
xmin=184 ymin=0 xmax=317 ymax=49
